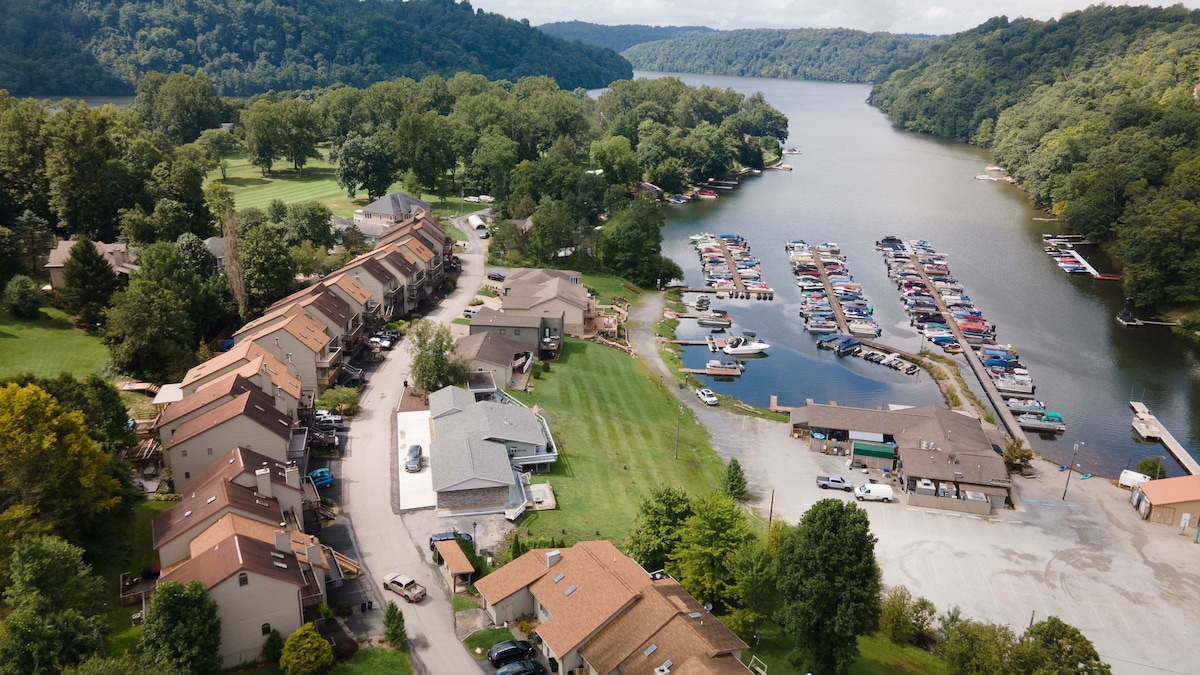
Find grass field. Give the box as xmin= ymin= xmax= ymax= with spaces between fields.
xmin=0 ymin=307 xmax=109 ymax=379
xmin=740 ymin=621 xmax=951 ymax=675
xmin=463 ymin=627 xmax=514 ymax=660
xmin=230 ymin=647 xmax=413 ymax=674
xmin=507 ymin=338 xmax=725 ymax=545
xmin=97 ymin=500 xmax=173 ymax=655
xmin=581 ymin=274 xmax=641 ymax=306
xmin=212 ymin=152 xmax=477 ymax=221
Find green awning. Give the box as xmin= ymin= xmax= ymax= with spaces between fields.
xmin=852 ymin=441 xmax=896 ymax=459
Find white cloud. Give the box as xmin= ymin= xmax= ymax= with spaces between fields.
xmin=469 ymin=0 xmax=1200 ymax=35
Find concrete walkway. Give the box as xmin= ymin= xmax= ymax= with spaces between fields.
xmin=627 ymin=291 xmax=1200 ymax=675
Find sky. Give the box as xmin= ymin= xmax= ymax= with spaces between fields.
xmin=468 ymin=0 xmax=1200 ymax=36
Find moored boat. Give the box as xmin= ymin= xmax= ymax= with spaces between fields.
xmin=1018 ymin=411 xmax=1065 ymax=434
xmin=696 ymin=312 xmax=732 ymax=328
xmin=1005 ymin=398 xmax=1046 ymax=413
xmin=722 ymin=332 xmax=770 ymax=355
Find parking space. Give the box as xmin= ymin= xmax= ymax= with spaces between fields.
xmin=396 ymin=410 xmax=435 ymax=510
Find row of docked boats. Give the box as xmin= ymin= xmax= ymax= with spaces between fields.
xmin=815 ymin=335 xmax=921 ymax=375
xmin=876 ymin=236 xmax=1065 ymax=434
xmin=789 ymin=240 xmax=881 ymax=338
xmin=690 ymin=233 xmax=775 ymax=296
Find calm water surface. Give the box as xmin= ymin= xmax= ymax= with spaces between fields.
xmin=637 ymin=71 xmax=1200 ymax=477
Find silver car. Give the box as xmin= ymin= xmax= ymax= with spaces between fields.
xmin=405 ymin=444 xmax=423 ymax=472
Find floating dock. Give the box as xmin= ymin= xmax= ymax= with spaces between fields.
xmin=679 ymin=365 xmax=742 ymax=377
xmin=1130 ymin=401 xmax=1200 ymax=475
xmin=1048 ymin=247 xmax=1121 ymax=281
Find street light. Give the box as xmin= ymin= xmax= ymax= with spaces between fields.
xmin=674 ymin=404 xmax=683 ymax=460
xmin=472 ymin=522 xmax=477 ymax=554
xmin=1062 ymin=441 xmax=1084 ymax=501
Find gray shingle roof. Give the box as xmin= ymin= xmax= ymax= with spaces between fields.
xmin=363 ymin=192 xmax=430 ymax=217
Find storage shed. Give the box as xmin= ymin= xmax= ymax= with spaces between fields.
xmin=1131 ymin=475 xmax=1200 ymax=527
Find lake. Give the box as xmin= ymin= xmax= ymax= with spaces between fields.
xmin=637 ymin=71 xmax=1200 ymax=478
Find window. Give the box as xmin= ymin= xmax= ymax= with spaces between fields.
xmin=239 ymin=572 xmax=249 ymax=587
xmin=514 ymin=329 xmax=521 ymax=336
xmin=184 ymin=472 xmax=190 ymax=479
xmin=262 ymin=623 xmax=271 ymax=635
xmin=181 ymin=449 xmax=187 ymax=457
xmin=499 ymin=329 xmax=506 ymax=335
xmin=207 ymin=447 xmax=213 ymax=455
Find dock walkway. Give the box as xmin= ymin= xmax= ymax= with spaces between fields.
xmin=907 ymin=254 xmax=1031 ymax=448
xmin=1130 ymin=402 xmax=1200 ymax=475
xmin=717 ymin=239 xmax=749 ymax=295
xmin=815 ymin=262 xmax=851 ymax=335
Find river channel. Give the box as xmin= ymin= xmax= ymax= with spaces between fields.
xmin=638 ymin=71 xmax=1200 ymax=478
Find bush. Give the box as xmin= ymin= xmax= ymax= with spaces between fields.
xmin=541 ymin=360 xmax=550 ymax=372
xmin=332 ymin=637 xmax=359 ymax=661
xmin=4 ymin=275 xmax=42 ymax=318
xmin=315 ymin=386 xmax=360 ymax=416
xmin=263 ymin=629 xmax=284 ymax=662
xmin=532 ymin=369 xmax=541 ymax=380
xmin=318 ymin=604 xmax=333 ymax=620
xmin=280 ymin=622 xmax=334 ymax=675
xmin=384 ymin=600 xmax=407 ymax=650
xmin=333 ymin=600 xmax=353 ymax=617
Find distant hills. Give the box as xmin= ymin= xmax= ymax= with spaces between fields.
xmin=0 ymin=0 xmax=633 ymax=97
xmin=621 ymin=28 xmax=937 ymax=83
xmin=538 ymin=21 xmax=720 ymax=53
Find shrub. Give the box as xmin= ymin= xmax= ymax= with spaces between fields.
xmin=279 ymin=622 xmax=334 ymax=675
xmin=333 ymin=601 xmax=353 ymax=617
xmin=384 ymin=600 xmax=407 ymax=650
xmin=4 ymin=275 xmax=42 ymax=318
xmin=315 ymin=386 xmax=359 ymax=416
xmin=541 ymin=360 xmax=550 ymax=372
xmin=332 ymin=637 xmax=359 ymax=661
xmin=263 ymin=629 xmax=284 ymax=662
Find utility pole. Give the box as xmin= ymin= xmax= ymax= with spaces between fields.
xmin=674 ymin=404 xmax=682 ymax=460
xmin=1062 ymin=441 xmax=1083 ymax=501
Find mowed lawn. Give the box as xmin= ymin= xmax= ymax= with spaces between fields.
xmin=212 ymin=152 xmax=473 ymax=220
xmin=508 ymin=338 xmax=726 ymax=544
xmin=0 ymin=307 xmax=109 ymax=378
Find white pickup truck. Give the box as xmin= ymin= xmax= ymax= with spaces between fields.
xmin=815 ymin=475 xmax=854 ymax=492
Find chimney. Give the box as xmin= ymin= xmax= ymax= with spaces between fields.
xmin=274 ymin=528 xmax=290 ymax=553
xmin=255 ymin=467 xmax=273 ymax=498
xmin=305 ymin=541 xmax=323 ymax=566
xmin=259 ymin=365 xmax=272 ymax=394
xmin=285 ymin=464 xmax=301 ymax=490
xmin=546 ymin=550 xmax=561 ymax=568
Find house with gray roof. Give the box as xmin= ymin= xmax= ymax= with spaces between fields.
xmin=353 ymin=191 xmax=430 ymax=227
xmin=429 ymin=386 xmax=558 ymax=517
xmin=455 ymin=331 xmax=531 ymax=390
xmin=469 ymin=307 xmax=561 ymax=360
xmin=499 ymin=268 xmax=595 ymax=335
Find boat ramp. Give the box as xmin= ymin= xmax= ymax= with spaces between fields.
xmin=1130 ymin=401 xmax=1200 ymax=475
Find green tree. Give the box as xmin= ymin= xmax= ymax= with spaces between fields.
xmin=280 ymin=201 xmax=335 ymax=250
xmin=383 ymin=600 xmax=408 ymax=649
xmin=177 ymin=232 xmax=217 ymax=278
xmin=241 ymin=99 xmax=285 ymax=176
xmin=720 ymin=457 xmax=748 ymax=501
xmin=9 ymin=210 xmax=54 ymax=275
xmin=280 ymin=622 xmax=334 ymax=675
xmin=394 ymin=110 xmax=458 ymax=195
xmin=196 ymin=129 xmax=240 ymax=180
xmin=627 ymin=484 xmax=694 ymax=572
xmin=590 ymin=135 xmax=640 ymax=186
xmin=603 ymin=196 xmax=681 ymax=287
xmin=0 ymin=607 xmax=104 ymax=675
xmin=775 ymin=499 xmax=882 ymax=675
xmin=314 ymin=386 xmax=360 ymax=416
xmin=141 ymin=580 xmax=222 ymax=675
xmin=942 ymin=618 xmax=1016 ymax=675
xmin=669 ymin=491 xmax=754 ymax=609
xmin=104 ymin=280 xmax=196 ymax=383
xmin=333 ymin=132 xmax=395 ymax=200
xmin=4 ymin=275 xmax=41 ymax=318
xmin=727 ymin=537 xmax=778 ymax=637
xmin=58 ymin=238 xmax=119 ymax=326
xmin=0 ymin=383 xmax=123 ymax=543
xmin=5 ymin=536 xmax=104 ymax=615
xmin=136 ymin=72 xmax=223 ymax=145
xmin=406 ymin=319 xmax=470 ymax=394
xmin=0 ymin=373 xmax=134 ymax=452
xmin=1136 ymin=456 xmax=1168 ymax=479
xmin=262 ymin=629 xmax=284 ymax=663
xmin=65 ymin=654 xmax=184 ymax=675
xmin=1022 ymin=616 xmax=1110 ymax=674
xmin=277 ymin=98 xmax=323 ymax=176
xmin=241 ymin=223 xmax=299 ymax=315
xmin=879 ymin=585 xmax=937 ymax=648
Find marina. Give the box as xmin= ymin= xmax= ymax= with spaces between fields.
xmin=1130 ymin=401 xmax=1200 ymax=475
xmin=1043 ymin=234 xmax=1121 ymax=281
xmin=690 ymin=234 xmax=776 ymax=300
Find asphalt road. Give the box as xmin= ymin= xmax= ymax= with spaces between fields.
xmin=335 ymin=211 xmax=493 ymax=674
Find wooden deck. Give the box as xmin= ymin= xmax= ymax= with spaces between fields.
xmin=1130 ymin=402 xmax=1200 ymax=475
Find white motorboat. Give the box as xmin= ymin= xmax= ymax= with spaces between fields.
xmin=723 ymin=332 xmax=770 ymax=355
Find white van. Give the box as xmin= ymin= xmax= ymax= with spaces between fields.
xmin=855 ymin=483 xmax=894 ymax=503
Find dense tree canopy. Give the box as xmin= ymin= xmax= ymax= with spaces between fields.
xmin=626 ymin=484 xmax=694 ymax=572
xmin=0 ymin=0 xmax=632 ymax=97
xmin=538 ymin=21 xmax=719 ymax=53
xmin=406 ymin=319 xmax=470 ymax=394
xmin=622 ymin=28 xmax=936 ymax=83
xmin=871 ymin=5 xmax=1200 ymax=307
xmin=141 ymin=581 xmax=222 ymax=675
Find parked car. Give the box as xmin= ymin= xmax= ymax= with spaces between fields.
xmin=816 ymin=475 xmax=854 ymax=491
xmin=309 ymin=468 xmax=333 ymax=489
xmin=382 ymin=572 xmax=426 ymax=602
xmin=428 ymin=531 xmax=473 ymax=551
xmin=308 ymin=429 xmax=338 ymax=449
xmin=463 ymin=306 xmax=480 ymax=318
xmin=487 ymin=272 xmax=506 ymax=282
xmin=479 ymin=230 xmax=490 ymax=239
xmin=376 ymin=328 xmax=400 ymax=340
xmin=855 ymin=483 xmax=894 ymax=502
xmin=488 ymin=640 xmax=536 ymax=667
xmin=369 ymin=335 xmax=394 ymax=350
xmin=695 ymin=388 xmax=718 ymax=406
xmin=495 ymin=660 xmax=545 ymax=675
xmin=405 ymin=444 xmax=423 ymax=473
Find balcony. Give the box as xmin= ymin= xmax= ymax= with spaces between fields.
xmin=316 ymin=346 xmax=342 ymax=369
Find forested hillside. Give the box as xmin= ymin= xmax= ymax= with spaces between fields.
xmin=871 ymin=5 xmax=1200 ymax=308
xmin=0 ymin=0 xmax=632 ymax=96
xmin=621 ymin=29 xmax=935 ymax=83
xmin=538 ymin=21 xmax=720 ymax=53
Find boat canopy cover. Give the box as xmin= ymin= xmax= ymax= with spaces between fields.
xmin=1044 ymin=411 xmax=1064 ymax=422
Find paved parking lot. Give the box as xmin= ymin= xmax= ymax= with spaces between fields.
xmin=396 ymin=410 xmax=435 ymax=510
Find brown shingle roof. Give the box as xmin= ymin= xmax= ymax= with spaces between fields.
xmin=152 ymin=476 xmax=284 ymax=548
xmin=434 ymin=539 xmax=476 ymax=575
xmin=166 ymin=390 xmax=292 ymax=449
xmin=159 ymin=533 xmax=307 ymax=589
xmin=188 ymin=513 xmax=327 ymax=569
xmin=248 ymin=311 xmax=332 ymax=354
xmin=158 ymin=373 xmax=259 ymax=427
xmin=324 ymin=273 xmax=372 ymax=307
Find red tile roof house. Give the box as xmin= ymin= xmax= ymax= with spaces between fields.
xmin=475 ymin=541 xmax=750 ymax=675
xmin=153 ymin=446 xmax=328 ymax=669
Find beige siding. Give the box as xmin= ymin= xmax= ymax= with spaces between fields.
xmin=210 ymin=573 xmax=303 ymax=669
xmin=1151 ymin=499 xmax=1200 ymax=527
xmin=486 ymin=588 xmax=534 ymax=625
xmin=169 ymin=422 xmax=288 ymax=492
xmin=248 ymin=331 xmax=319 ymax=393
xmin=472 ymin=362 xmax=513 ymax=390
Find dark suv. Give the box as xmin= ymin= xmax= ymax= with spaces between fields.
xmin=488 ymin=640 xmax=536 ymax=667
xmin=428 ymin=531 xmax=474 ymax=551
